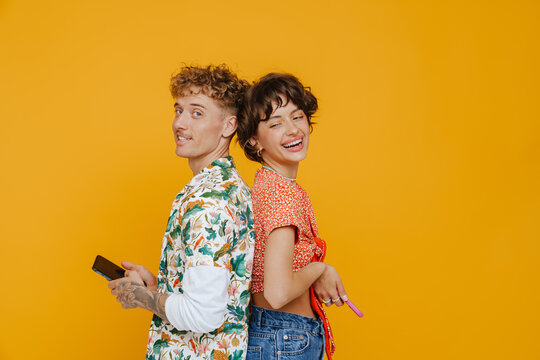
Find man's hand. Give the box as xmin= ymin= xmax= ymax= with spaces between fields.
xmin=312 ymin=264 xmax=348 ymax=307
xmin=109 ymin=270 xmax=145 ymax=309
xmin=122 ymin=261 xmax=158 ymax=291
xmin=108 ymin=269 xmax=169 ymax=320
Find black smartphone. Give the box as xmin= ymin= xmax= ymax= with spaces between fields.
xmin=92 ymin=255 xmax=126 ymax=281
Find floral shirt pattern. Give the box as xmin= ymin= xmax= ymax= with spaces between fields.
xmin=146 ymin=157 xmax=254 ymax=360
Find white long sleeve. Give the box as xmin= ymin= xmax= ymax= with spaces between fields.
xmin=164 ymin=265 xmax=229 ymax=333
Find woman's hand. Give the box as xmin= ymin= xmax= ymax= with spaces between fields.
xmin=121 ymin=261 xmax=158 ymax=292
xmin=313 ymin=264 xmax=347 ymax=307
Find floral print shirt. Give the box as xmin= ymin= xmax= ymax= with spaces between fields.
xmin=146 ymin=157 xmax=255 ymax=360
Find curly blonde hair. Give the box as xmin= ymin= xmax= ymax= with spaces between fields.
xmin=170 ymin=64 xmax=249 ymax=113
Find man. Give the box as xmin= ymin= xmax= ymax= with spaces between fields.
xmin=108 ymin=65 xmax=254 ymax=360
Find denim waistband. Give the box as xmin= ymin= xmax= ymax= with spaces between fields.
xmin=250 ymin=305 xmax=324 ymax=335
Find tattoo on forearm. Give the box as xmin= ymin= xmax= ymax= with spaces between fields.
xmin=116 ymin=281 xmax=169 ymax=321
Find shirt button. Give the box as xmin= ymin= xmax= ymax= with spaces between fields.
xmin=277 ymin=351 xmax=281 ymax=355
xmin=283 ymin=335 xmax=288 ymax=340
xmin=300 ymin=335 xmax=304 ymax=340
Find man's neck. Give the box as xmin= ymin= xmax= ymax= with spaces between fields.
xmin=188 ymin=148 xmax=230 ymax=175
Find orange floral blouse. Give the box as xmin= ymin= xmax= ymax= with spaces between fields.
xmin=251 ymin=167 xmax=323 ymax=294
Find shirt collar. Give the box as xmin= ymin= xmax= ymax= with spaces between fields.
xmin=258 ymin=167 xmax=300 ymax=188
xmin=187 ymin=156 xmax=236 ymax=187
xmin=204 ymin=156 xmax=235 ymax=172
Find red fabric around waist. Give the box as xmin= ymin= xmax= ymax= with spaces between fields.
xmin=310 ymin=236 xmax=335 ymax=359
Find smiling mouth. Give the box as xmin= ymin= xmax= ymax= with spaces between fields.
xmin=177 ymin=135 xmax=191 ymax=141
xmin=283 ymin=139 xmax=302 ymax=148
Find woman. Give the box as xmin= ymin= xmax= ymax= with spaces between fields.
xmin=237 ymin=73 xmax=347 ymax=360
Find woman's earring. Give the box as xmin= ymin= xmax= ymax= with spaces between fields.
xmin=256 ymin=148 xmax=262 ymax=158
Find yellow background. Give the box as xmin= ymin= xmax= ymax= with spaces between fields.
xmin=1 ymin=0 xmax=539 ymax=359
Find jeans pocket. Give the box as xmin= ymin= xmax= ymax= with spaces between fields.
xmin=246 ymin=346 xmax=262 ymax=360
xmin=277 ymin=329 xmax=311 ymax=355
xmin=248 ymin=330 xmax=275 ymax=359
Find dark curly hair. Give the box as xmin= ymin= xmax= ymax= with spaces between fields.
xmin=237 ymin=73 xmax=318 ymax=163
xmin=170 ymin=64 xmax=249 ymax=114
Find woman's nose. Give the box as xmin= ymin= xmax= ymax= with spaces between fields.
xmin=285 ymin=120 xmax=300 ymax=135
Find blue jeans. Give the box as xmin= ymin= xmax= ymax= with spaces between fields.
xmin=247 ymin=305 xmax=325 ymax=360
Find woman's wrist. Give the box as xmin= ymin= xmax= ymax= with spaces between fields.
xmin=309 ymin=261 xmax=327 ymax=277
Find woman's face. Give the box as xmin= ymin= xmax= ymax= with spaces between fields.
xmin=250 ymin=97 xmax=310 ymax=175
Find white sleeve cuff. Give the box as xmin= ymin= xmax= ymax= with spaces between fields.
xmin=165 ymin=266 xmax=229 ymax=333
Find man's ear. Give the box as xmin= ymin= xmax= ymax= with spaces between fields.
xmin=248 ymin=136 xmax=259 ymax=148
xmin=222 ymin=115 xmax=238 ymax=138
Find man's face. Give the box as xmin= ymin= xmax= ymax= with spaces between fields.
xmin=172 ymin=90 xmax=230 ymax=165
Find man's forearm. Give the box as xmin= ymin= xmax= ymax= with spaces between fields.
xmin=116 ymin=281 xmax=170 ymax=321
